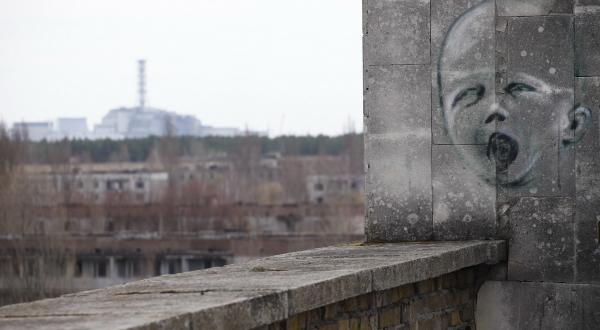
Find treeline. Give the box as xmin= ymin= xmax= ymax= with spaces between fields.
xmin=23 ymin=134 xmax=364 ymax=164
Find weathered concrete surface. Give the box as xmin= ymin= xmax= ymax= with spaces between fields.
xmin=365 ymin=65 xmax=430 ymax=135
xmin=476 ymin=280 xmax=600 ymax=330
xmin=0 ymin=241 xmax=506 ymax=330
xmin=577 ymin=0 xmax=600 ymax=5
xmin=364 ymin=0 xmax=430 ymax=65
xmin=365 ymin=65 xmax=432 ymax=241
xmin=575 ymin=77 xmax=600 ymax=283
xmin=365 ymin=134 xmax=432 ymax=241
xmin=507 ymin=197 xmax=575 ymax=282
xmin=503 ymin=15 xmax=575 ymax=198
xmin=431 ymin=0 xmax=486 ymax=144
xmin=435 ymin=0 xmax=495 ymax=146
xmin=575 ymin=13 xmax=600 ymax=77
xmin=497 ymin=0 xmax=574 ymax=16
xmin=432 ymin=145 xmax=496 ymax=240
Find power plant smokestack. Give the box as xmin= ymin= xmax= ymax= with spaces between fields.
xmin=138 ymin=59 xmax=146 ymax=110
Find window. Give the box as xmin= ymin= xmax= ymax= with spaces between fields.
xmin=74 ymin=258 xmax=110 ymax=278
xmin=116 ymin=258 xmax=143 ymax=278
xmin=212 ymin=258 xmax=226 ymax=267
xmin=106 ymin=180 xmax=124 ymax=191
xmin=168 ymin=259 xmax=181 ymax=274
xmin=187 ymin=258 xmax=207 ymax=271
xmin=314 ymin=183 xmax=324 ymax=191
xmin=75 ymin=260 xmax=82 ymax=277
xmin=188 ymin=257 xmax=227 ymax=271
xmin=97 ymin=260 xmax=107 ymax=277
xmin=159 ymin=258 xmax=182 ymax=275
xmin=136 ymin=180 xmax=145 ymax=189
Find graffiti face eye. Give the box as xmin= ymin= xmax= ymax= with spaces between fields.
xmin=505 ymin=82 xmax=536 ymax=96
xmin=452 ymin=84 xmax=485 ymax=108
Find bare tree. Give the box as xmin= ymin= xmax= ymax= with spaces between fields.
xmin=232 ymin=133 xmax=261 ymax=203
xmin=0 ymin=124 xmax=70 ymax=306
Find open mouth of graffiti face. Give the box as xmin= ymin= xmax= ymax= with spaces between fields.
xmin=485 ymin=131 xmax=540 ymax=187
xmin=487 ymin=132 xmax=518 ymax=172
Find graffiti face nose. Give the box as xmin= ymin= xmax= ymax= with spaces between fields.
xmin=487 ymin=132 xmax=519 ymax=172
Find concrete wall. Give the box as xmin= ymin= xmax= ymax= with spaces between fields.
xmin=477 ymin=281 xmax=600 ymax=330
xmin=364 ymin=0 xmax=600 ymax=284
xmin=258 ymin=266 xmax=491 ymax=330
xmin=364 ymin=1 xmax=600 ymax=328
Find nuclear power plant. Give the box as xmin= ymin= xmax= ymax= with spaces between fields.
xmin=13 ymin=60 xmax=242 ymax=141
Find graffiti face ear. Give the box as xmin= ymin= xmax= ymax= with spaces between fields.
xmin=563 ymin=106 xmax=591 ymax=146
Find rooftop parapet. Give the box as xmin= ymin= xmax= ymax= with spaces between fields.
xmin=0 ymin=240 xmax=505 ymax=330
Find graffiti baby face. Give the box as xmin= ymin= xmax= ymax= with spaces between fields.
xmin=438 ymin=0 xmax=590 ymax=187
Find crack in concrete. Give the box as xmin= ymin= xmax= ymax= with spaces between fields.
xmin=113 ymin=288 xmax=276 ymax=296
xmin=0 ymin=313 xmax=94 ymax=319
xmin=249 ymin=266 xmax=288 ymax=272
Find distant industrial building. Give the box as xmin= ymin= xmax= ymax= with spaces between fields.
xmin=93 ymin=106 xmax=240 ymax=140
xmin=92 ymin=60 xmax=241 ymax=139
xmin=12 ymin=122 xmax=53 ymax=142
xmin=57 ymin=118 xmax=89 ymax=140
xmin=12 ymin=60 xmax=243 ymax=141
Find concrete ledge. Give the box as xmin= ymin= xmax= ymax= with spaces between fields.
xmin=0 ymin=240 xmax=506 ymax=330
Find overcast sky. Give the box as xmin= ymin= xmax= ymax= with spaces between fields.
xmin=0 ymin=0 xmax=362 ymax=136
